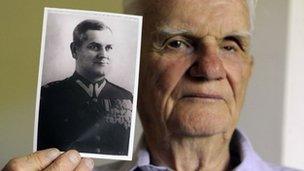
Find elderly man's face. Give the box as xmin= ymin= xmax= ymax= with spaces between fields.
xmin=139 ymin=0 xmax=253 ymax=138
xmin=75 ymin=29 xmax=114 ymax=78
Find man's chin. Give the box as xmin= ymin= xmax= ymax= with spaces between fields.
xmin=90 ymin=69 xmax=106 ymax=78
xmin=167 ymin=120 xmax=230 ymax=138
xmin=166 ymin=103 xmax=232 ymax=137
xmin=168 ymin=125 xmax=228 ymax=138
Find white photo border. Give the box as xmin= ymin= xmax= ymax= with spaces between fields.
xmin=33 ymin=7 xmax=142 ymax=161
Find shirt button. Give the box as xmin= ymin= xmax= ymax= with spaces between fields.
xmin=94 ymin=123 xmax=100 ymax=128
xmin=92 ymin=98 xmax=98 ymax=102
xmin=64 ymin=118 xmax=69 ymax=122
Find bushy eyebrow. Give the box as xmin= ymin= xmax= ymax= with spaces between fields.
xmin=88 ymin=42 xmax=101 ymax=46
xmin=88 ymin=42 xmax=113 ymax=46
xmin=156 ymin=26 xmax=193 ymax=38
xmin=156 ymin=26 xmax=251 ymax=39
xmin=223 ymin=31 xmax=251 ymax=40
xmin=160 ymin=27 xmax=190 ymax=34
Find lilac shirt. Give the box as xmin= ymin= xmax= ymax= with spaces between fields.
xmin=96 ymin=130 xmax=301 ymax=171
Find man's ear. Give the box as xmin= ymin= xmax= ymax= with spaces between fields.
xmin=70 ymin=42 xmax=78 ymax=59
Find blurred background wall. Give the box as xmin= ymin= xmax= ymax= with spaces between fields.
xmin=239 ymin=0 xmax=304 ymax=169
xmin=0 ymin=0 xmax=303 ymax=169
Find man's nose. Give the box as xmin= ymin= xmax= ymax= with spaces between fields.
xmin=96 ymin=48 xmax=107 ymax=58
xmin=188 ymin=43 xmax=226 ymax=81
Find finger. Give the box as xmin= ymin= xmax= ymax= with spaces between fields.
xmin=44 ymin=150 xmax=81 ymax=171
xmin=3 ymin=148 xmax=61 ymax=171
xmin=75 ymin=158 xmax=94 ymax=171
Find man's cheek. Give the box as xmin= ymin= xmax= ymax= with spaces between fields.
xmin=223 ymin=59 xmax=244 ymax=84
xmin=152 ymin=56 xmax=191 ymax=93
xmin=226 ymin=64 xmax=251 ymax=114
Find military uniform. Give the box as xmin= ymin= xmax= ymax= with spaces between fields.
xmin=37 ymin=72 xmax=133 ymax=155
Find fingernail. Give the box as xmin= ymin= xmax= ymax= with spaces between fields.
xmin=47 ymin=148 xmax=60 ymax=160
xmin=68 ymin=151 xmax=80 ymax=164
xmin=84 ymin=158 xmax=94 ymax=169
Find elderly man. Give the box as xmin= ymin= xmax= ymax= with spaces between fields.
xmin=2 ymin=0 xmax=300 ymax=171
xmin=38 ymin=19 xmax=133 ymax=155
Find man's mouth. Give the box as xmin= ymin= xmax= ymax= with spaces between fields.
xmin=182 ymin=93 xmax=224 ymax=100
xmin=93 ymin=57 xmax=109 ymax=64
xmin=94 ymin=61 xmax=105 ymax=64
xmin=93 ymin=60 xmax=108 ymax=65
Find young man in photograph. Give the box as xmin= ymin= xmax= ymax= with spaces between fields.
xmin=37 ymin=19 xmax=133 ymax=155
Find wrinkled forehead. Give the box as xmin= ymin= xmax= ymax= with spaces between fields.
xmin=144 ymin=0 xmax=250 ymax=37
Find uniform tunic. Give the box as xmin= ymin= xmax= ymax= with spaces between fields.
xmin=37 ymin=73 xmax=133 ymax=155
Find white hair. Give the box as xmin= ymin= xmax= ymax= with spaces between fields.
xmin=123 ymin=0 xmax=258 ymax=32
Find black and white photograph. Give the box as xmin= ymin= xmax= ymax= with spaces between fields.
xmin=33 ymin=8 xmax=142 ymax=160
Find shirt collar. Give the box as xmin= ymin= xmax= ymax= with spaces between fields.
xmin=233 ymin=129 xmax=270 ymax=171
xmin=129 ymin=137 xmax=172 ymax=171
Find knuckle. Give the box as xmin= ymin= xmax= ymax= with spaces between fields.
xmin=4 ymin=158 xmax=23 ymax=171
xmin=48 ymin=160 xmax=65 ymax=171
xmin=48 ymin=152 xmax=78 ymax=171
xmin=26 ymin=153 xmax=44 ymax=170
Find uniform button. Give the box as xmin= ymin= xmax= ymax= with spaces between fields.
xmin=92 ymin=98 xmax=98 ymax=102
xmin=95 ymin=136 xmax=101 ymax=141
xmin=94 ymin=123 xmax=100 ymax=128
xmin=64 ymin=118 xmax=69 ymax=122
xmin=96 ymin=148 xmax=101 ymax=153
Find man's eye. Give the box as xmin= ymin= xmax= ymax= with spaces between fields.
xmin=105 ymin=45 xmax=113 ymax=51
xmin=87 ymin=44 xmax=100 ymax=51
xmin=163 ymin=38 xmax=194 ymax=53
xmin=168 ymin=40 xmax=184 ymax=48
xmin=223 ymin=45 xmax=237 ymax=52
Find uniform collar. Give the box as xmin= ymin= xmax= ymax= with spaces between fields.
xmin=72 ymin=72 xmax=107 ymax=98
xmin=71 ymin=72 xmax=105 ymax=86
